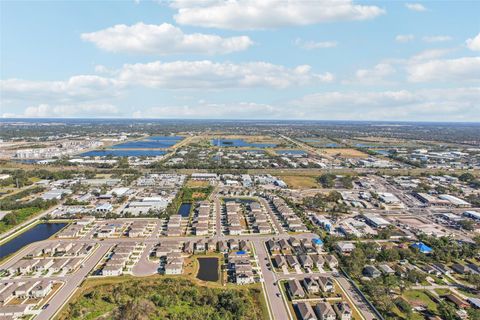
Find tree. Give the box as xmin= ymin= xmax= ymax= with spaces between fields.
xmin=438 ymin=301 xmax=460 ymax=320
xmin=114 ymin=299 xmax=156 ymax=320
xmin=2 ymin=213 xmax=17 ymax=225
xmin=459 ymin=172 xmax=475 ymax=182
xmin=458 ymin=219 xmax=475 ymax=231
xmin=466 ymin=273 xmax=480 ymax=290
xmin=318 ymin=173 xmax=336 ymax=188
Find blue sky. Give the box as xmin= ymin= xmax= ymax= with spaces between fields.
xmin=1 ymin=0 xmax=479 ymax=121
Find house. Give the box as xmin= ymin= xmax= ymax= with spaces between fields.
xmin=296 ymin=302 xmax=317 ymax=320
xmin=334 ymin=302 xmax=352 ymax=320
xmin=451 ymin=263 xmax=472 ymax=275
xmin=102 ymin=265 xmax=123 ymax=276
xmin=273 ymin=255 xmax=286 ymax=268
xmin=165 ymin=263 xmax=183 ymax=275
xmin=286 ymin=255 xmax=299 ymax=268
xmin=228 ymin=239 xmax=239 ymax=250
xmin=318 ymin=276 xmax=334 ymax=293
xmin=34 ymin=259 xmax=54 ymax=272
xmin=0 ymin=284 xmax=16 ymax=304
xmin=287 ymin=279 xmax=305 ymax=298
xmin=50 ymin=258 xmax=69 ymax=273
xmin=325 ymin=255 xmax=338 ymax=269
xmin=444 ymin=294 xmax=469 ymax=308
xmin=311 ymin=254 xmax=325 ymax=268
xmin=315 ymin=302 xmax=336 ymax=320
xmin=30 ymin=281 xmax=53 ymax=298
xmin=363 ymin=265 xmax=381 ymax=278
xmin=335 ymin=242 xmax=355 ymax=255
xmin=234 ymin=263 xmax=254 ymax=285
xmin=378 ymin=264 xmax=395 ymax=275
xmin=303 ymin=277 xmax=320 ymax=294
xmin=432 ymin=263 xmax=451 ymax=275
xmin=423 ymin=265 xmax=441 ymax=276
xmin=312 ymin=238 xmax=324 ymax=252
xmin=278 ymin=239 xmax=291 ymax=253
xmin=194 ymin=240 xmax=206 ymax=253
xmin=410 ymin=242 xmax=432 ymax=254
xmin=13 ymin=281 xmax=36 ymax=299
xmin=96 ymin=203 xmax=113 ymax=213
xmin=0 ymin=305 xmax=33 ymax=318
xmin=217 ymin=241 xmax=228 ymax=253
xmin=298 ymin=254 xmax=314 ymax=269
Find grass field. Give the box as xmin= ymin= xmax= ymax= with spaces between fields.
xmin=403 ymin=290 xmax=438 ymax=313
xmin=319 ymin=148 xmax=367 ymax=158
xmin=185 ymin=180 xmax=210 ymax=188
xmin=280 ymin=175 xmax=319 ymax=189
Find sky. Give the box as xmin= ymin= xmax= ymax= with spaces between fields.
xmin=0 ymin=0 xmax=479 ymax=121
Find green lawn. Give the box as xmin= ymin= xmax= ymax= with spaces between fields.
xmin=403 ymin=290 xmax=438 ymax=313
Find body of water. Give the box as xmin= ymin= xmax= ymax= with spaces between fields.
xmin=197 ymin=257 xmax=219 ymax=282
xmin=80 ymin=150 xmax=166 ymax=157
xmin=0 ymin=223 xmax=67 ymax=260
xmin=211 ymin=139 xmax=277 ymax=148
xmin=112 ymin=136 xmax=183 ymax=149
xmin=324 ymin=143 xmax=340 ymax=148
xmin=178 ymin=203 xmax=192 ymax=218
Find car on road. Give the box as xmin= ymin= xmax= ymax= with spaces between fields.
xmin=42 ymin=304 xmax=49 ymax=310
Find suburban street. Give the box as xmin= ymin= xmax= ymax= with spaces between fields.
xmin=35 ymin=243 xmax=111 ymax=320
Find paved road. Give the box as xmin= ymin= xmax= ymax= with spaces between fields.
xmin=132 ymin=243 xmax=158 ymax=276
xmin=214 ymin=196 xmax=223 ymax=238
xmin=252 ymin=239 xmax=291 ymax=320
xmin=336 ymin=276 xmax=377 ymax=320
xmin=34 ymin=243 xmax=111 ymax=320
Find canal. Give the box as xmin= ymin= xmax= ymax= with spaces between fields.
xmin=197 ymin=257 xmax=219 ymax=282
xmin=0 ymin=223 xmax=67 ymax=260
xmin=178 ymin=203 xmax=192 ymax=218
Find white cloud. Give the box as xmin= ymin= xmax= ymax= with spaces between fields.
xmin=289 ymin=87 xmax=480 ymax=120
xmin=423 ymin=35 xmax=452 ymax=43
xmin=0 ymin=76 xmax=120 ymax=103
xmin=395 ymin=34 xmax=415 ymax=43
xmin=81 ymin=22 xmax=253 ymax=55
xmin=407 ymin=57 xmax=480 ymax=82
xmin=130 ymin=87 xmax=480 ymax=121
xmin=133 ymin=102 xmax=279 ymax=119
xmin=294 ymin=38 xmax=338 ymax=50
xmin=20 ymin=103 xmax=119 ymax=118
xmin=171 ymin=0 xmax=385 ymax=30
xmin=466 ymin=32 xmax=480 ymax=51
xmin=410 ymin=48 xmax=452 ymax=61
xmin=354 ymin=63 xmax=396 ymax=84
xmin=405 ymin=3 xmax=427 ymax=12
xmin=117 ymin=60 xmax=333 ymax=89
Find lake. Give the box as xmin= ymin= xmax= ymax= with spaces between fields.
xmin=197 ymin=257 xmax=219 ymax=282
xmin=111 ymin=136 xmax=183 ymax=149
xmin=80 ymin=150 xmax=166 ymax=157
xmin=178 ymin=203 xmax=192 ymax=218
xmin=211 ymin=139 xmax=277 ymax=148
xmin=0 ymin=223 xmax=67 ymax=260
